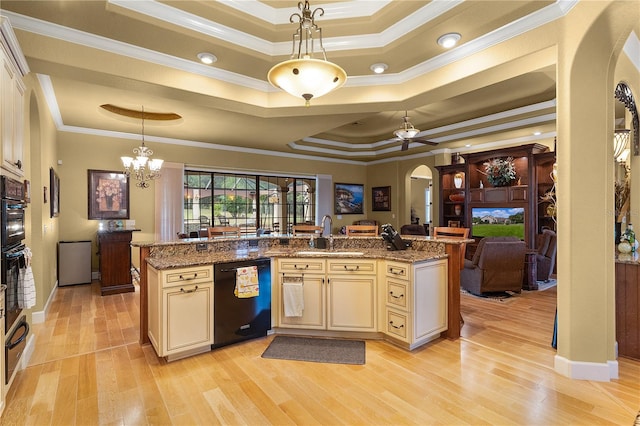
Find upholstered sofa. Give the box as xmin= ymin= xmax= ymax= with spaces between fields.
xmin=536 ymin=229 xmax=557 ymax=282
xmin=400 ymin=224 xmax=427 ymax=235
xmin=461 ymin=236 xmax=526 ymax=295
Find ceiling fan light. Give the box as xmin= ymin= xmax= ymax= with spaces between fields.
xmin=437 ymin=32 xmax=461 ymax=49
xmin=394 ymin=128 xmax=419 ymax=139
xmin=370 ymin=63 xmax=388 ymax=74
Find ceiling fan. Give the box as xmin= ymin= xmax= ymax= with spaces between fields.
xmin=394 ymin=112 xmax=438 ymax=151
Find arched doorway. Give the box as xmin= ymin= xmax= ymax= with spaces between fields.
xmin=409 ymin=165 xmax=433 ymax=232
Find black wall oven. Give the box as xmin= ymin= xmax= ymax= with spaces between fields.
xmin=1 ymin=176 xmax=26 ymax=248
xmin=1 ymin=175 xmax=28 ymax=379
xmin=3 ymin=244 xmax=25 ymax=334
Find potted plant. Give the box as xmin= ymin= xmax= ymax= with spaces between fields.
xmin=482 ymin=157 xmax=517 ymax=187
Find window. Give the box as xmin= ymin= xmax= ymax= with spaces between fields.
xmin=183 ymin=171 xmax=316 ymax=235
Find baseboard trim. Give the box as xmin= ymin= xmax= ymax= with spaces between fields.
xmin=554 ymin=355 xmax=619 ymax=381
xmin=31 ymin=282 xmax=58 ymax=324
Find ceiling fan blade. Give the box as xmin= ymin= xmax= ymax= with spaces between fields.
xmin=410 ymin=138 xmax=438 ymax=146
xmin=401 ymin=140 xmax=409 ymax=151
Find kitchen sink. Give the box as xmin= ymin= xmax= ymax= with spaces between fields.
xmin=296 ymin=251 xmax=364 ymax=256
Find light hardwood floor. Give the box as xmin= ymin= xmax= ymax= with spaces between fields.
xmin=1 ymin=281 xmax=638 ymax=425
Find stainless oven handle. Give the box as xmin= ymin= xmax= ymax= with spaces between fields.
xmin=4 ymin=251 xmax=24 ymax=259
xmin=7 ymin=322 xmax=29 ymax=349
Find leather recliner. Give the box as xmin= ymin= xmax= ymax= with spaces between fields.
xmin=536 ymin=229 xmax=557 ymax=282
xmin=461 ymin=236 xmax=526 ymax=295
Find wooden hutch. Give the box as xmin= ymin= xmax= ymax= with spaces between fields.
xmin=436 ymin=144 xmax=555 ymax=255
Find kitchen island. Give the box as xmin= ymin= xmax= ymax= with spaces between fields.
xmin=132 ymin=234 xmax=470 ymax=358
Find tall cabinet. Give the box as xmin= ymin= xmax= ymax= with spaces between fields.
xmin=1 ymin=17 xmax=29 ymax=179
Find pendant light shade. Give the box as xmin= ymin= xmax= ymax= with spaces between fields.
xmin=267 ymin=1 xmax=347 ymax=106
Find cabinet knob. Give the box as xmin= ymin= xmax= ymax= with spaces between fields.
xmin=14 ymin=160 xmax=22 ymax=169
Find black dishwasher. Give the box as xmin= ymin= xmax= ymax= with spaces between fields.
xmin=213 ymin=258 xmax=271 ymax=349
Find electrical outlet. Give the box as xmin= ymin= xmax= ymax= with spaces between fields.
xmin=196 ymin=242 xmax=208 ymax=251
xmin=279 ymin=238 xmax=289 ymax=245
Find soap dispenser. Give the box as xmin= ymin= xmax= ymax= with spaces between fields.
xmin=309 ymin=235 xmax=315 ymax=248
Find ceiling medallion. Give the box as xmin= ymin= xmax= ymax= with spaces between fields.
xmin=267 ymin=0 xmax=347 ymax=106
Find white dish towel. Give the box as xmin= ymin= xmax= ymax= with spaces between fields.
xmin=19 ymin=246 xmax=36 ymax=309
xmin=283 ymin=277 xmax=304 ymax=317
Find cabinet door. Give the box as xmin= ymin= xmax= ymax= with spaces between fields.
xmin=0 ymin=45 xmax=24 ymax=177
xmin=327 ymin=274 xmax=376 ymax=331
xmin=279 ymin=274 xmax=325 ymax=329
xmin=413 ymin=260 xmax=448 ymax=341
xmin=163 ymin=283 xmax=213 ymax=355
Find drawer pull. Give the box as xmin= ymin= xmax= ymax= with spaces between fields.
xmin=179 ymin=273 xmax=198 ymax=280
xmin=343 ymin=265 xmax=360 ymax=271
xmin=389 ymin=268 xmax=404 ymax=275
xmin=180 ymin=285 xmax=199 ymax=293
xmin=389 ymin=291 xmax=404 ymax=299
xmin=294 ymin=264 xmax=309 ymax=270
xmin=389 ymin=321 xmax=404 ymax=329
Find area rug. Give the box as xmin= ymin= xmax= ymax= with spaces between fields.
xmin=261 ymin=336 xmax=365 ymax=365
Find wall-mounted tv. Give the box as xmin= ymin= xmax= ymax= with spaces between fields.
xmin=471 ymin=207 xmax=525 ymax=239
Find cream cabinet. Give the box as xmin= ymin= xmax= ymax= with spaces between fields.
xmin=383 ymin=259 xmax=448 ymax=349
xmin=147 ymin=265 xmax=214 ymax=360
xmin=326 ymin=259 xmax=377 ymax=331
xmin=0 ymin=18 xmax=27 ymax=178
xmin=276 ymin=258 xmax=377 ymax=332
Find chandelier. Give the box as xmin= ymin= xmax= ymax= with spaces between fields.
xmin=121 ymin=107 xmax=164 ymax=188
xmin=267 ymin=1 xmax=347 ymax=106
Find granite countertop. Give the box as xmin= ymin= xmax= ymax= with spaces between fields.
xmin=132 ymin=234 xmax=472 ymax=248
xmin=145 ymin=247 xmax=447 ymax=270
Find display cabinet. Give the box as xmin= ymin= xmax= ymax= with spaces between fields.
xmin=97 ymin=230 xmax=138 ymax=295
xmin=435 ymin=163 xmax=467 ymax=228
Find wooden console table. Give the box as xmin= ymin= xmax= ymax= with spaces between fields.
xmin=97 ymin=230 xmax=139 ymax=296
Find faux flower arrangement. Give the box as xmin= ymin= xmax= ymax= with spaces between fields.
xmin=483 ymin=156 xmax=516 ymax=186
xmin=615 ymin=167 xmax=630 ymax=221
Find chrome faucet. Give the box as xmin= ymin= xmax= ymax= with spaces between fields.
xmin=321 ymin=214 xmax=333 ymax=237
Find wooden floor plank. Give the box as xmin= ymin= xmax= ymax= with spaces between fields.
xmin=1 ymin=281 xmax=638 ymax=425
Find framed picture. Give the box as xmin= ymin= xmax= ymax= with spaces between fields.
xmin=88 ymin=169 xmax=130 ymax=220
xmin=334 ymin=183 xmax=364 ymax=214
xmin=50 ymin=168 xmax=60 ymax=218
xmin=372 ymin=186 xmax=391 ymax=211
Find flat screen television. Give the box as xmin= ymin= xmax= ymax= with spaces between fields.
xmin=471 ymin=207 xmax=525 ymax=239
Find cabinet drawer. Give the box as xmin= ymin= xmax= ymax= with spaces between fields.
xmin=327 ymin=259 xmax=376 ymax=274
xmin=386 ymin=309 xmax=408 ymax=341
xmin=163 ymin=266 xmax=212 ymax=287
xmin=386 ymin=261 xmax=409 ymax=279
xmin=386 ymin=279 xmax=409 ymax=310
xmin=278 ymin=258 xmax=325 ymax=273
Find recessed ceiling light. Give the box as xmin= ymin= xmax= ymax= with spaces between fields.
xmin=370 ymin=63 xmax=388 ymax=74
xmin=533 ymin=131 xmax=542 ymax=136
xmin=465 ymin=144 xmax=472 ymax=147
xmin=197 ymin=52 xmax=217 ymax=65
xmin=437 ymin=33 xmax=461 ymax=49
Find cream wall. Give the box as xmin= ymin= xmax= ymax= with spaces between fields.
xmin=57 ymin=132 xmax=373 ymax=270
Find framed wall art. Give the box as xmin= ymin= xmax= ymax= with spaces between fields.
xmin=372 ymin=186 xmax=391 ymax=211
xmin=50 ymin=168 xmax=60 ymax=218
xmin=334 ymin=183 xmax=364 ymax=214
xmin=88 ymin=169 xmax=130 ymax=220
